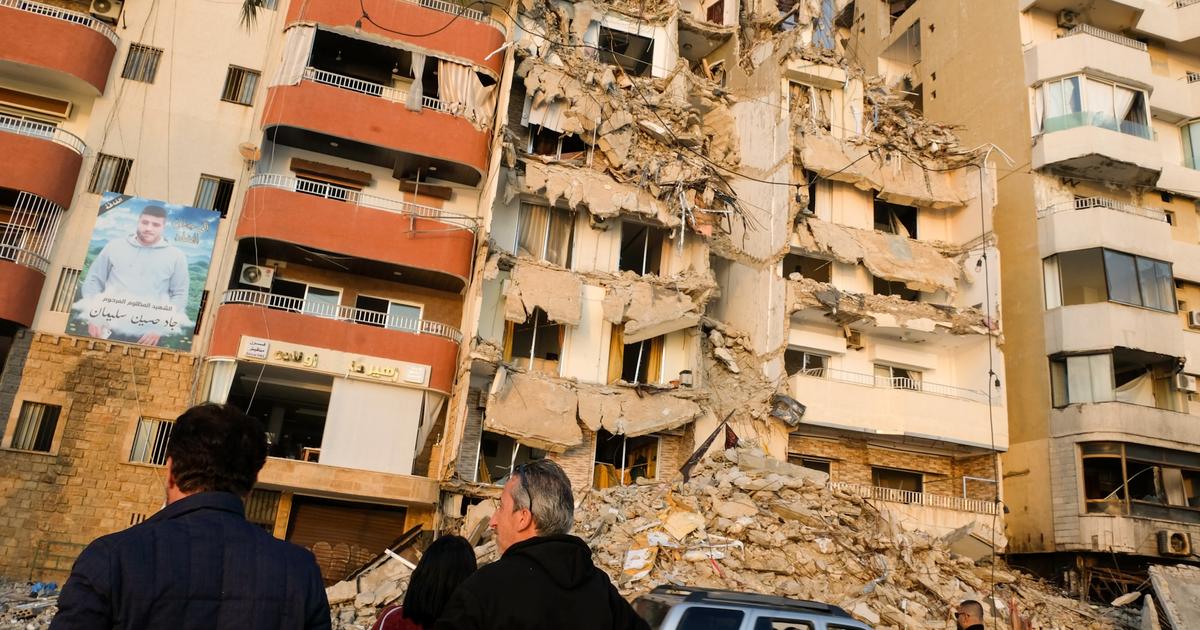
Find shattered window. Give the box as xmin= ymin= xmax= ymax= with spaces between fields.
xmin=594 ymin=429 xmax=660 ymax=489
xmin=873 ymin=276 xmax=919 ymax=301
xmin=612 ymin=334 xmax=663 ymax=385
xmin=789 ymin=82 xmax=833 ymax=132
xmin=516 ymin=203 xmax=574 ymax=267
xmin=528 ymin=127 xmax=588 ymax=161
xmin=597 ymin=26 xmax=655 ymax=78
xmin=873 ymin=199 xmax=917 ymax=237
xmin=1082 ymin=454 xmax=1126 ymax=514
xmin=505 ymin=308 xmax=563 ymax=375
xmin=874 ymin=364 xmax=922 ymax=391
xmin=1049 ymin=354 xmax=1114 ymax=407
xmin=782 ymin=254 xmax=831 ymax=282
xmin=619 ymin=221 xmax=667 ymax=275
xmin=784 ymin=349 xmax=827 ymax=377
xmin=787 ymin=455 xmax=831 ymax=476
xmin=478 ymin=431 xmax=545 ymax=484
xmin=871 ymin=467 xmax=922 ymax=492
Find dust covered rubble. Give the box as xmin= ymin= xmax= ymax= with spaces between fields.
xmin=786 ymin=276 xmax=992 ymax=336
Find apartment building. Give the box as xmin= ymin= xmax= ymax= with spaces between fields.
xmin=849 ymin=0 xmax=1200 ymax=597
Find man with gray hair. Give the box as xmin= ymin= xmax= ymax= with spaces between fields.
xmin=436 ymin=459 xmax=648 ymax=630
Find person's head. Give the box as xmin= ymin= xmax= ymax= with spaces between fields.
xmin=401 ymin=535 xmax=477 ymax=627
xmin=955 ymin=599 xmax=984 ymax=628
xmin=489 ymin=459 xmax=574 ymax=553
xmin=165 ymin=403 xmax=267 ymax=503
xmin=135 ymin=206 xmax=168 ymax=245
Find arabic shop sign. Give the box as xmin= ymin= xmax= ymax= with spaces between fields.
xmin=237 ymin=337 xmax=430 ymax=386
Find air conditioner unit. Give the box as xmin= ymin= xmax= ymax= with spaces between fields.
xmin=1157 ymin=529 xmax=1192 ymax=556
xmin=1177 ymin=373 xmax=1198 ymax=393
xmin=239 ymin=264 xmax=275 ymax=289
xmin=1189 ymin=311 xmax=1200 ymax=329
xmin=1056 ymin=9 xmax=1079 ymax=29
xmin=90 ymin=0 xmax=123 ymax=23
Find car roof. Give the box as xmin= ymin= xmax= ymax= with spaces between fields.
xmin=640 ymin=585 xmax=857 ymax=619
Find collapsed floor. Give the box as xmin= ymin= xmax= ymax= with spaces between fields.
xmin=328 ymin=449 xmax=1139 ymax=630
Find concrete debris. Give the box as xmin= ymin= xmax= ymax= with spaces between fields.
xmin=712 ymin=347 xmax=740 ymax=373
xmin=485 ymin=368 xmax=582 ymax=452
xmin=940 ymin=521 xmax=1007 ymax=562
xmin=576 ymin=388 xmax=704 ymax=437
xmin=522 ymin=160 xmax=677 ymax=226
xmin=0 ymin=581 xmax=58 ymax=629
xmin=461 ymin=500 xmax=497 ymax=546
xmin=504 ymin=263 xmax=583 ymax=325
xmin=787 ymin=277 xmax=991 ymax=335
xmin=604 ymin=284 xmax=702 ymax=343
xmin=1148 ymin=564 xmax=1200 ymax=630
xmin=1142 ymin=595 xmax=1162 ymax=630
xmin=794 ymin=219 xmax=963 ymax=295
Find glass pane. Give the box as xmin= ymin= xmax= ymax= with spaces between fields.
xmin=1086 ymin=78 xmax=1117 ymax=131
xmin=304 ymin=287 xmax=340 ymax=317
xmin=1136 ymin=257 xmax=1173 ymax=312
xmin=1103 ymin=250 xmax=1141 ymax=305
xmin=678 ymin=608 xmax=744 ymax=630
xmin=1043 ymin=77 xmax=1084 ymax=132
xmin=1185 ymin=123 xmax=1200 ymax=169
xmin=386 ymin=302 xmax=421 ymax=332
xmin=1058 ymin=249 xmax=1107 ymax=305
xmin=1116 ymin=88 xmax=1148 ymax=138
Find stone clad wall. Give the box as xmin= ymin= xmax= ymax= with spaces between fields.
xmin=0 ymin=331 xmax=196 ymax=581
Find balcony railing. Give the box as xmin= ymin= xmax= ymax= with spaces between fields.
xmin=1187 ymin=71 xmax=1200 ymax=84
xmin=0 ymin=193 xmax=64 ymax=273
xmin=248 ymin=173 xmax=476 ymax=231
xmin=0 ymin=113 xmax=86 ymax=155
xmin=1036 ymin=195 xmax=1168 ymax=221
xmin=412 ymin=0 xmax=486 ymax=22
xmin=221 ymin=289 xmax=464 ymax=344
xmin=302 ymin=67 xmax=452 ymax=115
xmin=1063 ymin=23 xmax=1147 ymax=52
xmin=830 ymin=481 xmax=998 ymax=515
xmin=794 ymin=367 xmax=990 ymax=404
xmin=1177 ymin=0 xmax=1200 ymax=8
xmin=0 ymin=0 xmax=119 ymax=46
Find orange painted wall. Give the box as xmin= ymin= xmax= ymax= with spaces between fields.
xmin=0 ymin=133 xmax=83 ymax=208
xmin=0 ymin=261 xmax=46 ymax=327
xmin=0 ymin=5 xmax=116 ymax=94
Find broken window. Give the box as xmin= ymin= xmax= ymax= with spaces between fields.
xmin=1081 ymin=442 xmax=1200 ymax=518
xmin=505 ymin=308 xmax=563 ymax=375
xmin=787 ymin=455 xmax=832 ymax=476
xmin=871 ymin=467 xmax=922 ymax=492
xmin=516 ymin=202 xmax=574 ymax=267
xmin=597 ymin=26 xmax=654 ymax=78
xmin=887 ymin=0 xmax=918 ymax=27
xmin=1051 ymin=349 xmax=1180 ymax=410
xmin=593 ymin=429 xmax=659 ymax=489
xmin=873 ymin=276 xmax=920 ymax=301
xmin=1082 ymin=444 xmax=1126 ymax=514
xmin=477 ymin=430 xmax=545 ymax=484
xmin=704 ymin=0 xmax=724 ymax=24
xmin=226 ymin=363 xmax=332 ymax=462
xmin=619 ymin=221 xmax=667 ymax=275
xmin=527 ymin=127 xmax=589 ymax=161
xmin=781 ymin=254 xmax=831 ymax=282
xmin=1044 ymin=247 xmax=1175 ymax=312
xmin=789 ymin=82 xmax=833 ymax=132
xmin=874 ymin=364 xmax=922 ymax=391
xmin=609 ymin=327 xmax=664 ymax=385
xmin=1035 ymin=75 xmax=1150 ymax=139
xmin=873 ymin=198 xmax=917 ymax=238
xmin=784 ymin=349 xmax=827 ymax=377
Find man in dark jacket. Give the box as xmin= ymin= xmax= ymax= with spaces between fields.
xmin=51 ymin=403 xmax=330 ymax=630
xmin=954 ymin=599 xmax=985 ymax=630
xmin=435 ymin=459 xmax=648 ymax=630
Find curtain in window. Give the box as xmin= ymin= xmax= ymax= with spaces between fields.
xmin=1103 ymin=250 xmax=1140 ymax=305
xmin=195 ymin=178 xmax=219 ymax=209
xmin=1087 ymin=79 xmax=1116 ymax=131
xmin=437 ymin=59 xmax=473 ymax=116
xmin=1114 ymin=371 xmax=1155 ymax=406
xmin=811 ymin=86 xmax=832 ymax=129
xmin=645 ymin=336 xmax=663 ymax=383
xmin=1137 ymin=258 xmax=1173 ymax=312
xmin=474 ymin=82 xmax=498 ymax=127
xmin=516 ymin=204 xmax=549 ymax=258
xmin=270 ymin=25 xmax=315 ymax=86
xmin=1112 ymin=85 xmax=1139 ymax=135
xmin=527 ymin=95 xmax=566 ymax=132
xmin=1042 ymin=77 xmax=1081 ymax=132
xmin=608 ymin=324 xmax=624 ymax=383
xmin=206 ymin=358 xmax=236 ymax=404
xmin=407 ymin=52 xmax=427 ymax=111
xmin=544 ymin=209 xmax=572 ymax=266
xmin=1066 ymin=354 xmax=1114 ymax=404
xmin=1185 ymin=123 xmax=1200 ymax=169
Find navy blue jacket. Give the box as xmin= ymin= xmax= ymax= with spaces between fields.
xmin=51 ymin=492 xmax=330 ymax=630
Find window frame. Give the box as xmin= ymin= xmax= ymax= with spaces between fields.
xmin=220 ymin=66 xmax=261 ymax=106
xmin=514 ymin=202 xmax=575 ymax=268
xmin=618 ymin=220 xmax=668 ymax=276
xmin=6 ymin=401 xmax=63 ymax=454
xmin=88 ymin=154 xmax=134 ymax=195
xmin=354 ymin=293 xmax=424 ymax=332
xmin=784 ymin=348 xmax=828 ymax=377
xmin=194 ymin=174 xmax=236 ymax=217
xmin=1044 ymin=247 xmax=1176 ymax=313
xmin=503 ymin=307 xmax=564 ymax=376
xmin=1184 ymin=120 xmax=1200 ymax=170
xmin=121 ymin=43 xmax=164 ymax=83
xmin=873 ymin=363 xmax=923 ymax=391
xmin=1035 ymin=74 xmax=1151 ymax=139
xmin=128 ymin=416 xmax=174 ymax=466
xmin=50 ymin=266 xmax=81 ymax=313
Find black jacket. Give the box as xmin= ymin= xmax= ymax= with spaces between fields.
xmin=51 ymin=492 xmax=330 ymax=630
xmin=435 ymin=534 xmax=649 ymax=630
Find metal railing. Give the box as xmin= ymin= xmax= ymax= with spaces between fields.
xmin=0 ymin=0 xmax=119 ymax=46
xmin=0 ymin=113 xmax=86 ymax=155
xmin=221 ymin=289 xmax=464 ymax=344
xmin=302 ymin=67 xmax=454 ymax=116
xmin=412 ymin=0 xmax=486 ymax=22
xmin=1036 ymin=196 xmax=1168 ymax=222
xmin=793 ymin=367 xmax=990 ymax=404
xmin=0 ymin=192 xmax=64 ymax=273
xmin=248 ymin=173 xmax=476 ymax=231
xmin=1187 ymin=71 xmax=1200 ymax=84
xmin=1177 ymin=0 xmax=1200 ymax=8
xmin=1063 ymin=23 xmax=1147 ymax=52
xmin=830 ymin=481 xmax=998 ymax=514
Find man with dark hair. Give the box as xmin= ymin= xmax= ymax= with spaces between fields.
xmin=435 ymin=459 xmax=648 ymax=630
xmin=80 ymin=204 xmax=189 ymax=345
xmin=955 ymin=599 xmax=985 ymax=630
xmin=52 ymin=404 xmax=330 ymax=630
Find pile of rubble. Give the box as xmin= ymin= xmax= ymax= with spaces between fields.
xmin=0 ymin=581 xmax=57 ymax=630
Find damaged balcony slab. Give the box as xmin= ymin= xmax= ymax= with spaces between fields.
xmin=794 ymin=218 xmax=963 ymax=295
xmin=797 ymin=134 xmax=973 ymax=209
xmin=578 ymin=388 xmax=707 ymax=437
xmin=519 ymin=160 xmax=676 ymax=225
xmin=787 ymin=277 xmax=990 ymax=334
xmin=604 ymin=282 xmax=704 ymax=343
xmin=484 ymin=367 xmax=583 ymax=452
xmin=502 ymin=262 xmax=584 ymax=325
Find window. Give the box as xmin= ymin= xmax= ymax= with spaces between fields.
xmin=677 ymin=608 xmax=743 ymax=630
xmin=1050 ymin=349 xmax=1180 ymax=410
xmin=597 ymin=26 xmax=654 ymax=77
xmin=789 ymin=82 xmax=832 ymax=131
xmin=1164 ymin=210 xmax=1175 ymax=226
xmin=873 ymin=199 xmax=917 ymax=237
xmin=504 ymin=308 xmax=562 ymax=375
xmin=122 ymin=44 xmax=164 ymax=83
xmin=50 ymin=267 xmax=81 ymax=312
xmin=88 ymin=154 xmax=133 ymax=194
xmin=129 ymin=417 xmax=173 ymax=465
xmin=874 ymin=364 xmax=922 ymax=390
xmin=754 ymin=618 xmax=815 ymax=630
xmin=194 ymin=175 xmax=235 ymax=217
xmin=1050 ymin=354 xmax=1113 ymax=407
xmin=515 ymin=203 xmax=574 ymax=267
xmin=594 ymin=429 xmax=660 ymax=489
xmin=9 ymin=401 xmax=61 ymax=452
xmin=872 ymin=466 xmax=922 ymax=492
xmin=354 ymin=295 xmax=422 ymax=332
xmin=193 ymin=289 xmax=209 ymax=335
xmin=619 ymin=221 xmax=667 ymax=275
xmin=477 ymin=431 xmax=545 ymax=484
xmin=781 ymin=254 xmax=831 ymax=282
xmin=1035 ymin=75 xmax=1150 ymax=139
xmin=705 ymin=0 xmax=724 ymax=23
xmin=784 ymin=349 xmax=827 ymax=377
xmin=1184 ymin=122 xmax=1200 ymax=170
xmin=873 ymin=276 xmax=920 ymax=301
xmin=527 ymin=127 xmax=588 ymax=161
xmin=1081 ymin=442 xmax=1200 ymax=518
xmin=1044 ymin=247 xmax=1175 ymax=312
xmin=302 ymin=286 xmax=341 ymax=318
xmin=609 ymin=330 xmax=664 ymax=385
xmin=221 ymin=66 xmax=261 ymax=106
xmin=786 ymin=455 xmax=831 ymax=476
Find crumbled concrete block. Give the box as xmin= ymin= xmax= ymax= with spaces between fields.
xmin=505 ymin=264 xmax=583 ymax=325
xmin=484 ymin=369 xmax=581 ymax=452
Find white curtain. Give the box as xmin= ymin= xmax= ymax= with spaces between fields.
xmin=527 ymin=94 xmax=566 ymax=132
xmin=270 ymin=25 xmax=315 ymax=87
xmin=407 ymin=52 xmax=427 ymax=111
xmin=474 ymin=82 xmax=498 ymax=127
xmin=321 ymin=378 xmax=424 ymax=474
xmin=1115 ymin=372 xmax=1155 ymax=406
xmin=416 ymin=392 xmax=446 ymax=459
xmin=206 ymin=358 xmax=237 ymax=404
xmin=1066 ymin=354 xmax=1113 ymax=404
xmin=438 ymin=59 xmax=473 ymax=116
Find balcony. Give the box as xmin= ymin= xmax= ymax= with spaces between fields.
xmin=1025 ymin=24 xmax=1151 ymax=90
xmin=257 ymin=457 xmax=439 ymax=506
xmin=1045 ymin=303 xmax=1183 ymax=357
xmin=1032 ymin=121 xmax=1161 ymax=186
xmin=831 ymin=481 xmax=997 ymax=514
xmin=262 ymin=69 xmax=492 ymax=185
xmin=1148 ymin=71 xmax=1200 ymax=122
xmin=237 ymin=174 xmax=476 ymax=287
xmin=1051 ymin=404 xmax=1200 ymax=464
xmin=1157 ymin=162 xmax=1200 ymax=199
xmin=209 ymin=290 xmax=462 ymax=393
xmin=0 ymin=192 xmax=64 ymax=328
xmin=0 ymin=0 xmax=118 ymax=95
xmin=0 ymin=114 xmax=85 ymax=208
xmin=286 ymin=0 xmax=505 ymax=73
xmin=788 ymin=369 xmax=1004 ymax=449
xmin=1037 ymin=196 xmax=1170 ymax=259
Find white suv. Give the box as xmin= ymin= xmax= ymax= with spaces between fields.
xmin=633 ymin=586 xmax=873 ymax=630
